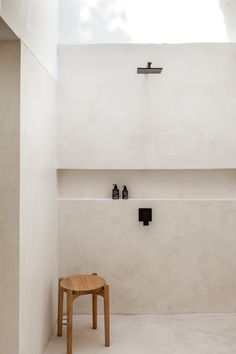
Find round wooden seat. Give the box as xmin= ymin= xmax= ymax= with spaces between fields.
xmin=61 ymin=274 xmax=106 ymax=293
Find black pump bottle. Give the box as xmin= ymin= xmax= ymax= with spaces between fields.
xmin=122 ymin=185 xmax=128 ymax=199
xmin=112 ymin=184 xmax=119 ymax=199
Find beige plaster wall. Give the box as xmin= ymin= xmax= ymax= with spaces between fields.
xmin=0 ymin=0 xmax=58 ymax=77
xmin=58 ymin=169 xmax=236 ymax=200
xmin=0 ymin=41 xmax=20 ymax=354
xmin=57 ymin=44 xmax=236 ymax=313
xmin=58 ymin=44 xmax=236 ymax=169
xmin=58 ymin=197 xmax=236 ymax=314
xmin=19 ymin=44 xmax=58 ymax=354
xmin=0 ymin=1 xmax=59 ymax=353
xmin=58 ymin=169 xmax=236 ymax=314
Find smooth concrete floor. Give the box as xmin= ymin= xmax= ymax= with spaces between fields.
xmin=45 ymin=314 xmax=236 ymax=354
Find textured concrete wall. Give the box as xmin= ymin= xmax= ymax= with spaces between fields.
xmin=19 ymin=44 xmax=57 ymax=354
xmin=0 ymin=40 xmax=20 ymax=354
xmin=58 ymin=44 xmax=236 ymax=169
xmin=58 ymin=169 xmax=236 ymax=314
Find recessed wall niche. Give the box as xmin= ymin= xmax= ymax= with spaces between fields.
xmin=57 ymin=169 xmax=236 ymax=200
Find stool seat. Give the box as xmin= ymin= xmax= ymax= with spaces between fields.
xmin=61 ymin=274 xmax=106 ymax=293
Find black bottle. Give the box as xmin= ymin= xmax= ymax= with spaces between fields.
xmin=112 ymin=184 xmax=119 ymax=199
xmin=122 ymin=185 xmax=128 ymax=199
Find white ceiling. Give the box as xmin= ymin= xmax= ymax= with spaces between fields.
xmin=0 ymin=17 xmax=18 ymax=40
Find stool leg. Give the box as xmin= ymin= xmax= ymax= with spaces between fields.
xmin=103 ymin=284 xmax=110 ymax=347
xmin=67 ymin=290 xmax=73 ymax=354
xmin=92 ymin=292 xmax=97 ymax=329
xmin=57 ymin=277 xmax=64 ymax=337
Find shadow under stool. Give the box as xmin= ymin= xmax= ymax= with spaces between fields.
xmin=57 ymin=273 xmax=110 ymax=354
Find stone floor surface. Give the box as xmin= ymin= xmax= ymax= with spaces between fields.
xmin=44 ymin=314 xmax=236 ymax=354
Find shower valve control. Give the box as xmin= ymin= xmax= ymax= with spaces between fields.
xmin=139 ymin=208 xmax=152 ymax=226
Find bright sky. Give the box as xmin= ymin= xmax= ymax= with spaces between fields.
xmin=123 ymin=0 xmax=227 ymax=42
xmin=61 ymin=0 xmax=229 ymax=43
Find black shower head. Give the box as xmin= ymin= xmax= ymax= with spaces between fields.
xmin=137 ymin=62 xmax=163 ymax=74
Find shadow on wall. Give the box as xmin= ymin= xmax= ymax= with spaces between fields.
xmin=60 ymin=0 xmax=131 ymax=43
xmin=220 ymin=0 xmax=236 ymax=41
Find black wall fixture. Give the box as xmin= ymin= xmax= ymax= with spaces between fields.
xmin=137 ymin=62 xmax=163 ymax=74
xmin=139 ymin=208 xmax=152 ymax=226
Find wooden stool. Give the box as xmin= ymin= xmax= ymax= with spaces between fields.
xmin=57 ymin=273 xmax=110 ymax=354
